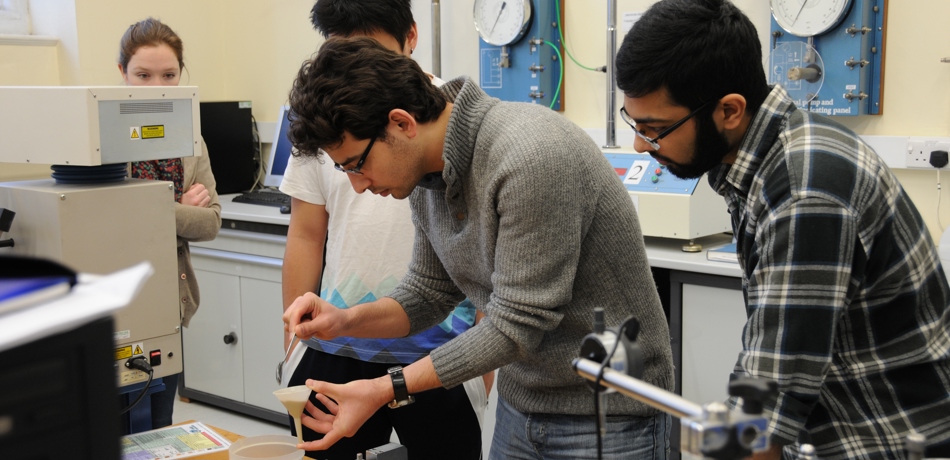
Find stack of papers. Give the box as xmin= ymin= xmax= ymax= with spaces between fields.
xmin=706 ymin=243 xmax=739 ymax=264
xmin=0 ymin=262 xmax=153 ymax=354
xmin=0 ymin=276 xmax=72 ymax=315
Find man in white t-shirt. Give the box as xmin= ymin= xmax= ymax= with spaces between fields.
xmin=279 ymin=1 xmax=489 ymax=459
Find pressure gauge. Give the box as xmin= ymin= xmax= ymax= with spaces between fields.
xmin=473 ymin=0 xmax=532 ymax=46
xmin=770 ymin=0 xmax=853 ymax=37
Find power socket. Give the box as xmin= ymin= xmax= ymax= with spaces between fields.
xmin=907 ymin=138 xmax=950 ymax=169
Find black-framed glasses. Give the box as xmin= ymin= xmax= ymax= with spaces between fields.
xmin=334 ymin=136 xmax=376 ymax=175
xmin=619 ymin=98 xmax=717 ymax=150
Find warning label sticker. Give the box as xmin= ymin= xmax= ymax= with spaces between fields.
xmin=142 ymin=125 xmax=165 ymax=139
xmin=115 ymin=346 xmax=132 ymax=360
xmin=130 ymin=127 xmax=140 ymax=140
xmin=117 ymin=342 xmax=146 ymax=360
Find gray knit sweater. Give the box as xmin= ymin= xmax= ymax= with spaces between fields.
xmin=388 ymin=77 xmax=673 ymax=416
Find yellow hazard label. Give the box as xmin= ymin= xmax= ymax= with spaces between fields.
xmin=130 ymin=127 xmax=140 ymax=140
xmin=134 ymin=345 xmax=144 ymax=355
xmin=115 ymin=346 xmax=132 ymax=360
xmin=141 ymin=125 xmax=165 ymax=139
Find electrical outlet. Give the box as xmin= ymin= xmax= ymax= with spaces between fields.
xmin=907 ymin=138 xmax=950 ymax=169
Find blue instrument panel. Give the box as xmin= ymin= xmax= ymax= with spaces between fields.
xmin=604 ymin=152 xmax=700 ymax=195
xmin=478 ymin=0 xmax=563 ymax=109
xmin=769 ymin=0 xmax=885 ymax=116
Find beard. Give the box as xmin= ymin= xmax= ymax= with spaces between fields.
xmin=658 ymin=112 xmax=733 ymax=180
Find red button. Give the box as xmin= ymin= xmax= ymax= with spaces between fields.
xmin=149 ymin=350 xmax=162 ymax=366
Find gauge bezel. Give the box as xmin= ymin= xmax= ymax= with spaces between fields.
xmin=473 ymin=0 xmax=533 ymax=46
xmin=770 ymin=0 xmax=854 ymax=37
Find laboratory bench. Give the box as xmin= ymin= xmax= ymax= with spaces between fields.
xmin=181 ymin=195 xmax=748 ymax=445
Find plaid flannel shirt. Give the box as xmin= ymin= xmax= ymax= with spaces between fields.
xmin=709 ymin=85 xmax=950 ymax=459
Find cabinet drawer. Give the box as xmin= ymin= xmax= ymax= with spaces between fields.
xmin=192 ymin=228 xmax=287 ymax=259
xmin=191 ymin=247 xmax=282 ymax=283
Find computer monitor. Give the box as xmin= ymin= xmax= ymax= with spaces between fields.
xmin=263 ymin=106 xmax=294 ymax=188
xmin=199 ymin=101 xmax=257 ymax=194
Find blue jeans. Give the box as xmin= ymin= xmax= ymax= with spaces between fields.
xmin=489 ymin=395 xmax=670 ymax=460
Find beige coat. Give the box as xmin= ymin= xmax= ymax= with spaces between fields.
xmin=130 ymin=140 xmax=221 ymax=327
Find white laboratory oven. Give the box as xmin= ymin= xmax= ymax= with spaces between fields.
xmin=0 ymin=85 xmax=201 ymax=386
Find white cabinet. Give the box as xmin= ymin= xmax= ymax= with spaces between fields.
xmin=666 ymin=269 xmax=745 ymax=460
xmin=181 ymin=228 xmax=288 ymax=423
xmin=681 ymin=283 xmax=746 ymax=404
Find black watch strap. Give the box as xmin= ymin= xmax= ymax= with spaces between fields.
xmin=387 ymin=366 xmax=415 ymax=409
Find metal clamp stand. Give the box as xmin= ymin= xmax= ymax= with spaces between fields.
xmin=573 ymin=358 xmax=775 ymax=460
xmin=573 ymin=309 xmax=777 ymax=460
xmin=574 ymin=313 xmax=942 ymax=460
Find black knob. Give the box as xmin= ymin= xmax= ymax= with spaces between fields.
xmin=728 ymin=377 xmax=778 ymax=414
xmin=223 ymin=332 xmax=237 ymax=345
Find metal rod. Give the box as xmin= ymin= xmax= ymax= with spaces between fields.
xmin=431 ymin=0 xmax=442 ymax=78
xmin=574 ymin=358 xmax=703 ymax=418
xmin=604 ymin=0 xmax=619 ymax=149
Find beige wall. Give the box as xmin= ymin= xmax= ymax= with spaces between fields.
xmin=0 ymin=42 xmax=59 ymax=181
xmin=3 ymin=0 xmax=950 ymax=238
xmin=69 ymin=0 xmax=315 ymax=113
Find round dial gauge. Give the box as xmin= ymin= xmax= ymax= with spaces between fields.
xmin=770 ymin=0 xmax=853 ymax=37
xmin=473 ymin=0 xmax=532 ymax=46
xmin=769 ymin=41 xmax=825 ymax=104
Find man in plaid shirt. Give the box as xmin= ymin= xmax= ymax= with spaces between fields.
xmin=616 ymin=0 xmax=950 ymax=458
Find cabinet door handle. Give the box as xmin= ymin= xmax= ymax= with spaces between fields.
xmin=190 ymin=246 xmax=283 ymax=269
xmin=223 ymin=332 xmax=238 ymax=345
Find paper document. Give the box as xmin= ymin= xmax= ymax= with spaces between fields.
xmin=121 ymin=421 xmax=231 ymax=460
xmin=0 ymin=262 xmax=153 ymax=354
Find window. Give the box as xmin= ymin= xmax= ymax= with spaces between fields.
xmin=0 ymin=0 xmax=31 ymax=35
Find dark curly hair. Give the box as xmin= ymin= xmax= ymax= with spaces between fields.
xmin=288 ymin=36 xmax=447 ymax=157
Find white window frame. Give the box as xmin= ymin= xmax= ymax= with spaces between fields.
xmin=0 ymin=0 xmax=32 ymax=35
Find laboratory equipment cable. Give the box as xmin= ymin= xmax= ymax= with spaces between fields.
xmin=938 ymin=169 xmax=944 ymax=232
xmin=931 ymin=150 xmax=948 ymax=231
xmin=544 ymin=40 xmax=564 ymax=110
xmin=554 ymin=0 xmax=606 ymax=73
xmin=248 ymin=114 xmax=266 ymax=192
xmin=588 ymin=313 xmax=639 ymax=460
xmin=119 ymin=356 xmax=154 ymax=416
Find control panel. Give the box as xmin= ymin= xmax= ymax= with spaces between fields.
xmin=604 ymin=151 xmax=731 ymax=240
xmin=608 ymin=154 xmax=699 ymax=195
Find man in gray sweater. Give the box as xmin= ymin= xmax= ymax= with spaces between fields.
xmin=283 ymin=37 xmax=674 ymax=459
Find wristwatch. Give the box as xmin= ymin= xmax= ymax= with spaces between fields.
xmin=387 ymin=366 xmax=415 ymax=409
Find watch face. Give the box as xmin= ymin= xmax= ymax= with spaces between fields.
xmin=770 ymin=0 xmax=853 ymax=37
xmin=473 ymin=0 xmax=532 ymax=46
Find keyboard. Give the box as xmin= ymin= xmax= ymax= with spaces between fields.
xmin=231 ymin=189 xmax=291 ymax=207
